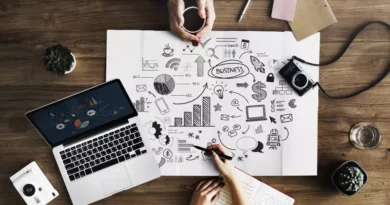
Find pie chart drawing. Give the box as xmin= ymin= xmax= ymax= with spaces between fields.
xmin=154 ymin=74 xmax=175 ymax=95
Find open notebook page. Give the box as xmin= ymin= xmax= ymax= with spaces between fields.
xmin=253 ymin=183 xmax=294 ymax=205
xmin=216 ymin=168 xmax=261 ymax=205
xmin=216 ymin=168 xmax=294 ymax=205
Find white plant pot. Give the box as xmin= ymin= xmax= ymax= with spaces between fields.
xmin=65 ymin=53 xmax=76 ymax=74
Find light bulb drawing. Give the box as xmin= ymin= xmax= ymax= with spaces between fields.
xmin=214 ymin=85 xmax=225 ymax=99
xmin=209 ymin=81 xmax=228 ymax=100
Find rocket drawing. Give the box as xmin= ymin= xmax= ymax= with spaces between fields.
xmin=250 ymin=56 xmax=265 ymax=73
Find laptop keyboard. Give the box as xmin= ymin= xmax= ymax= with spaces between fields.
xmin=59 ymin=123 xmax=147 ymax=182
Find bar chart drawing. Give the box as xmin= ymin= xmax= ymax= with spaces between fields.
xmin=133 ymin=97 xmax=147 ymax=112
xmin=170 ymin=97 xmax=214 ymax=127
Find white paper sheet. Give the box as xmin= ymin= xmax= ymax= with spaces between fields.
xmin=106 ymin=30 xmax=319 ymax=176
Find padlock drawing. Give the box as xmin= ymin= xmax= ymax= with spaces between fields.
xmin=266 ymin=73 xmax=274 ymax=82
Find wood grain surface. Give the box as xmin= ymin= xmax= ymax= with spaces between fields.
xmin=0 ymin=0 xmax=389 ymax=204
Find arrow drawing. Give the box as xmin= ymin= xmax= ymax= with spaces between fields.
xmin=148 ymin=91 xmax=156 ymax=99
xmin=249 ymin=73 xmax=256 ymax=82
xmin=173 ymin=83 xmax=208 ymax=105
xmin=239 ymin=50 xmax=252 ymax=59
xmin=242 ymin=125 xmax=250 ymax=134
xmin=282 ymin=127 xmax=289 ymax=141
xmin=237 ymin=107 xmax=243 ymax=112
xmin=231 ymin=115 xmax=241 ymax=118
xmin=217 ymin=131 xmax=236 ymax=151
xmin=236 ymin=82 xmax=249 ymax=88
xmin=208 ymin=59 xmax=213 ymax=67
xmin=229 ymin=90 xmax=249 ymax=104
xmin=195 ymin=55 xmax=206 ymax=77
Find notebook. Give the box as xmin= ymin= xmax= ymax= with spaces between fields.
xmin=271 ymin=0 xmax=298 ymax=22
xmin=216 ymin=168 xmax=294 ymax=205
xmin=288 ymin=0 xmax=337 ymax=41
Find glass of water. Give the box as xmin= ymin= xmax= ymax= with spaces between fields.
xmin=349 ymin=123 xmax=383 ymax=149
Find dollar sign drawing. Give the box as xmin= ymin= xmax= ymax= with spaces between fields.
xmin=251 ymin=81 xmax=267 ymax=102
xmin=166 ymin=150 xmax=170 ymax=156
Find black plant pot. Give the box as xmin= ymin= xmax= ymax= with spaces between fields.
xmin=332 ymin=160 xmax=368 ymax=196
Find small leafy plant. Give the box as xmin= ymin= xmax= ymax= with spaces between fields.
xmin=44 ymin=44 xmax=74 ymax=75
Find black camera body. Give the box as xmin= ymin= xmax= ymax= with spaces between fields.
xmin=279 ymin=60 xmax=315 ymax=96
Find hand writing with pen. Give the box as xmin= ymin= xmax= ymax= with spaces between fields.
xmin=189 ymin=144 xmax=249 ymax=205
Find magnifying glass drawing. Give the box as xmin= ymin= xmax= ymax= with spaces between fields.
xmin=206 ymin=48 xmax=219 ymax=59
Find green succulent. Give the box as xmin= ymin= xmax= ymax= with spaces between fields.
xmin=337 ymin=166 xmax=365 ymax=192
xmin=44 ymin=44 xmax=74 ymax=75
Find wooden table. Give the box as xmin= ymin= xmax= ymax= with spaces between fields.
xmin=0 ymin=0 xmax=389 ymax=204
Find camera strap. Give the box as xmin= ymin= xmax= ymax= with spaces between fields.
xmin=291 ymin=21 xmax=390 ymax=99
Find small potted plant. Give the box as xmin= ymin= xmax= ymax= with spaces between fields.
xmin=44 ymin=44 xmax=76 ymax=75
xmin=332 ymin=160 xmax=367 ymax=196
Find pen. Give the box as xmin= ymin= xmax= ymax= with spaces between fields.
xmin=238 ymin=0 xmax=251 ymax=23
xmin=180 ymin=185 xmax=195 ymax=190
xmin=192 ymin=145 xmax=233 ymax=161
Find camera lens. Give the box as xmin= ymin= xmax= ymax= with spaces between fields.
xmin=23 ymin=184 xmax=35 ymax=197
xmin=293 ymin=72 xmax=308 ymax=89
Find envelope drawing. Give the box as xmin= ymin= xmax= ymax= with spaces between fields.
xmin=220 ymin=114 xmax=230 ymax=121
xmin=136 ymin=84 xmax=147 ymax=92
xmin=280 ymin=114 xmax=293 ymax=123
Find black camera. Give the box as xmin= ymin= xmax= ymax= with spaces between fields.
xmin=279 ymin=60 xmax=315 ymax=96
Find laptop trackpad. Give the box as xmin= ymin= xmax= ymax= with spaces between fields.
xmin=97 ymin=165 xmax=132 ymax=196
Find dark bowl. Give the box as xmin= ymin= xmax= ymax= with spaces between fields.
xmin=332 ymin=160 xmax=368 ymax=196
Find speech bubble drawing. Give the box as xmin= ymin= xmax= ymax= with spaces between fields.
xmin=228 ymin=130 xmax=237 ymax=137
xmin=252 ymin=141 xmax=264 ymax=153
xmin=233 ymin=124 xmax=241 ymax=130
xmin=236 ymin=137 xmax=257 ymax=154
xmin=208 ymin=60 xmax=250 ymax=79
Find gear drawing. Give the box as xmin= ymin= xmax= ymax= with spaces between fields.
xmin=164 ymin=135 xmax=171 ymax=145
xmin=152 ymin=121 xmax=163 ymax=139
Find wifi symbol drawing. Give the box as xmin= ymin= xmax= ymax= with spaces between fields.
xmin=166 ymin=58 xmax=181 ymax=71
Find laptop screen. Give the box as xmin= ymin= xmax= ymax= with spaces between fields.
xmin=26 ymin=80 xmax=137 ymax=147
xmin=247 ymin=105 xmax=265 ymax=119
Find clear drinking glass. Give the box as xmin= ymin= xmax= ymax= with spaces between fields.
xmin=349 ymin=123 xmax=382 ymax=149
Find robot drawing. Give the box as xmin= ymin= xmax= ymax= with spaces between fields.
xmin=267 ymin=129 xmax=281 ymax=150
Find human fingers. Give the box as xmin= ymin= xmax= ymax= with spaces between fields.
xmin=211 ymin=151 xmax=226 ymax=172
xmin=211 ymin=192 xmax=220 ymax=205
xmin=196 ymin=0 xmax=215 ymax=38
xmin=195 ymin=180 xmax=206 ymax=190
xmin=203 ymin=180 xmax=221 ymax=193
xmin=207 ymin=183 xmax=224 ymax=199
xmin=197 ymin=0 xmax=207 ymax=19
xmin=175 ymin=27 xmax=199 ymax=41
xmin=200 ymin=179 xmax=215 ymax=191
xmin=207 ymin=144 xmax=227 ymax=155
xmin=168 ymin=0 xmax=185 ymax=25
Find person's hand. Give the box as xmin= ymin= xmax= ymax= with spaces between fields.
xmin=168 ymin=0 xmax=199 ymax=41
xmin=207 ymin=144 xmax=238 ymax=183
xmin=195 ymin=0 xmax=216 ymax=39
xmin=167 ymin=0 xmax=216 ymax=41
xmin=189 ymin=179 xmax=225 ymax=205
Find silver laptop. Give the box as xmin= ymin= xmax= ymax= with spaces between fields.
xmin=26 ymin=79 xmax=161 ymax=205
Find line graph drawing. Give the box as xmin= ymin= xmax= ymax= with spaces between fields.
xmin=183 ymin=45 xmax=196 ymax=53
xmin=142 ymin=57 xmax=159 ymax=71
xmin=173 ymin=83 xmax=208 ymax=105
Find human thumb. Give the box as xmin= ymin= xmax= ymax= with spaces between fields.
xmin=197 ymin=0 xmax=207 ymax=19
